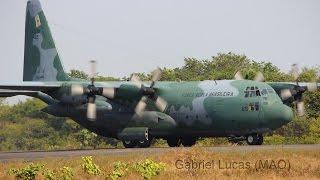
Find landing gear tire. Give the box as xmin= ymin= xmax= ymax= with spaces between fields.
xmin=137 ymin=137 xmax=153 ymax=148
xmin=246 ymin=134 xmax=263 ymax=145
xmin=122 ymin=140 xmax=137 ymax=148
xmin=167 ymin=137 xmax=181 ymax=147
xmin=181 ymin=137 xmax=197 ymax=147
xmin=256 ymin=134 xmax=263 ymax=145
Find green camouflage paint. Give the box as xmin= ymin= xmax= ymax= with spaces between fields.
xmin=23 ymin=0 xmax=69 ymax=81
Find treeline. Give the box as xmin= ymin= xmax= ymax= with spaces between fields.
xmin=0 ymin=52 xmax=319 ymax=151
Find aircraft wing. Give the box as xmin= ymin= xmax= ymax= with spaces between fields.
xmin=0 ymin=82 xmax=61 ymax=92
xmin=0 ymin=82 xmax=62 ymax=104
xmin=0 ymin=82 xmax=63 ymax=102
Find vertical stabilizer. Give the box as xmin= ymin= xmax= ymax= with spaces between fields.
xmin=23 ymin=0 xmax=70 ymax=81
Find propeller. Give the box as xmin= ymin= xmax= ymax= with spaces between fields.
xmin=70 ymin=60 xmax=101 ymax=121
xmin=281 ymin=64 xmax=318 ymax=116
xmin=234 ymin=70 xmax=265 ymax=82
xmin=132 ymin=68 xmax=168 ymax=115
xmin=86 ymin=60 xmax=98 ymax=121
xmin=70 ymin=60 xmax=120 ymax=121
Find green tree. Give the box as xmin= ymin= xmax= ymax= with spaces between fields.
xmin=304 ymin=91 xmax=320 ymax=119
xmin=298 ymin=67 xmax=319 ymax=82
xmin=68 ymin=69 xmax=89 ymax=80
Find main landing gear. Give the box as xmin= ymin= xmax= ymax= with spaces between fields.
xmin=166 ymin=137 xmax=197 ymax=147
xmin=122 ymin=138 xmax=153 ymax=148
xmin=228 ymin=134 xmax=264 ymax=145
xmin=246 ymin=134 xmax=263 ymax=145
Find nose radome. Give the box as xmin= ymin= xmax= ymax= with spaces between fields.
xmin=263 ymin=104 xmax=293 ymax=129
xmin=280 ymin=105 xmax=293 ymax=123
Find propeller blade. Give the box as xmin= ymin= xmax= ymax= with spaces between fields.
xmin=130 ymin=74 xmax=142 ymax=88
xmin=150 ymin=68 xmax=162 ymax=88
xmin=90 ymin=60 xmax=97 ymax=84
xmin=135 ymin=97 xmax=147 ymax=115
xmin=234 ymin=71 xmax=244 ymax=80
xmin=306 ymin=82 xmax=317 ymax=92
xmin=102 ymin=87 xmax=115 ymax=99
xmin=254 ymin=71 xmax=265 ymax=82
xmin=71 ymin=84 xmax=84 ymax=96
xmin=152 ymin=68 xmax=162 ymax=82
xmin=280 ymin=89 xmax=292 ymax=100
xmin=297 ymin=101 xmax=305 ymax=117
xmin=291 ymin=64 xmax=299 ymax=81
xmin=87 ymin=102 xmax=97 ymax=121
xmin=154 ymin=96 xmax=167 ymax=112
xmin=90 ymin=60 xmax=97 ymax=77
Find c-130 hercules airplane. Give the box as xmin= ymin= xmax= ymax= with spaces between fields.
xmin=1 ymin=0 xmax=319 ymax=148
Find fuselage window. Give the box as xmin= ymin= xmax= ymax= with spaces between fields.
xmin=244 ymin=87 xmax=250 ymax=97
xmin=242 ymin=102 xmax=260 ymax=112
xmin=249 ymin=103 xmax=255 ymax=111
xmin=255 ymin=102 xmax=260 ymax=111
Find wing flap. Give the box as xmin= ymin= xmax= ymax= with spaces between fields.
xmin=0 ymin=90 xmax=38 ymax=97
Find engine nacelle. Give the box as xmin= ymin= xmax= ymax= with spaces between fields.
xmin=52 ymin=83 xmax=88 ymax=105
xmin=42 ymin=101 xmax=112 ymax=117
xmin=60 ymin=95 xmax=87 ymax=105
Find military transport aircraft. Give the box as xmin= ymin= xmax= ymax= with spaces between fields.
xmin=0 ymin=0 xmax=319 ymax=148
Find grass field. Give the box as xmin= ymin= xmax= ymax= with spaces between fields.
xmin=1 ymin=146 xmax=320 ymax=179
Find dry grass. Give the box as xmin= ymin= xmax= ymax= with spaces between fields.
xmin=1 ymin=147 xmax=320 ymax=180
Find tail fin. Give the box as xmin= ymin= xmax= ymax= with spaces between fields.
xmin=23 ymin=0 xmax=70 ymax=81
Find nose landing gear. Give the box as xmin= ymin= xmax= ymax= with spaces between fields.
xmin=246 ymin=134 xmax=263 ymax=145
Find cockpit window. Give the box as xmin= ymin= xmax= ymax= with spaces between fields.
xmin=267 ymin=88 xmax=275 ymax=94
xmin=244 ymin=86 xmax=261 ymax=98
xmin=261 ymin=89 xmax=268 ymax=96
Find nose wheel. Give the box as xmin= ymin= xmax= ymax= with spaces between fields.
xmin=246 ymin=134 xmax=263 ymax=145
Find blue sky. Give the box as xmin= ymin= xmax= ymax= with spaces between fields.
xmin=1 ymin=0 xmax=319 ymax=82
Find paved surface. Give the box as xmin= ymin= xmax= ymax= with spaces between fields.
xmin=0 ymin=144 xmax=319 ymax=162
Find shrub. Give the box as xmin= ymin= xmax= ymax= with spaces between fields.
xmin=132 ymin=159 xmax=166 ymax=179
xmin=57 ymin=166 xmax=73 ymax=180
xmin=42 ymin=169 xmax=55 ymax=180
xmin=264 ymin=134 xmax=285 ymax=145
xmin=7 ymin=163 xmax=44 ymax=180
xmin=109 ymin=161 xmax=129 ymax=180
xmin=81 ymin=156 xmax=101 ymax=175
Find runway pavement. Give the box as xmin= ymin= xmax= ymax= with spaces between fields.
xmin=0 ymin=144 xmax=319 ymax=162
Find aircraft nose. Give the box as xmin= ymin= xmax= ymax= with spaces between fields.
xmin=280 ymin=105 xmax=293 ymax=124
xmin=263 ymin=104 xmax=293 ymax=129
